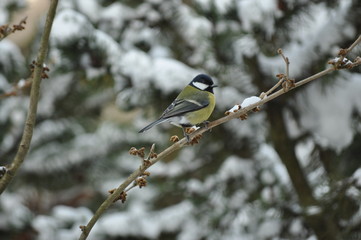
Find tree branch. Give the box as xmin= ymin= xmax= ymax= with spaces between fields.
xmin=343 ymin=35 xmax=361 ymax=55
xmin=0 ymin=16 xmax=27 ymax=41
xmin=0 ymin=0 xmax=59 ymax=194
xmin=78 ymin=34 xmax=361 ymax=240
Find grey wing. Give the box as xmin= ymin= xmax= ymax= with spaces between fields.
xmin=160 ymin=99 xmax=209 ymax=119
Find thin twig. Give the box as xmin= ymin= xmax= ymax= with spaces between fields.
xmin=262 ymin=78 xmax=283 ymax=97
xmin=0 ymin=78 xmax=32 ymax=99
xmin=336 ymin=34 xmax=361 ymax=68
xmin=0 ymin=0 xmax=59 ymax=194
xmin=145 ymin=143 xmax=156 ymax=161
xmin=125 ymin=182 xmax=137 ymax=192
xmin=345 ymin=34 xmax=361 ymax=54
xmin=261 ymin=48 xmax=293 ymax=97
xmin=0 ymin=16 xmax=28 ymax=41
xmin=278 ymin=48 xmax=290 ymax=78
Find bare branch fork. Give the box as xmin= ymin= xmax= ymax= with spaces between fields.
xmin=0 ymin=0 xmax=59 ymax=194
xmin=78 ymin=35 xmax=361 ymax=240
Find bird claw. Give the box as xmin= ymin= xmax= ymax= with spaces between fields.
xmin=199 ymin=121 xmax=211 ymax=131
xmin=182 ymin=127 xmax=191 ymax=143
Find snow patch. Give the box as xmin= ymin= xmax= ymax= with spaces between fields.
xmin=93 ymin=201 xmax=193 ymax=239
xmin=257 ymin=219 xmax=281 ymax=238
xmin=119 ymin=50 xmax=198 ymax=94
xmin=237 ymin=0 xmax=280 ymax=37
xmin=219 ymin=156 xmax=255 ymax=181
xmin=298 ymin=73 xmax=361 ymax=151
xmin=352 ymin=168 xmax=361 ymax=186
xmin=51 ymin=9 xmax=93 ymax=44
xmin=241 ymin=96 xmax=261 ymax=108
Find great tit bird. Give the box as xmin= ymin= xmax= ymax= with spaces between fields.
xmin=139 ymin=74 xmax=217 ymax=141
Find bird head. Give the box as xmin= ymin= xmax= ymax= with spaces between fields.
xmin=190 ymin=74 xmax=217 ymax=93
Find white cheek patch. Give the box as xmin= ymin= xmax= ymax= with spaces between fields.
xmin=193 ymin=82 xmax=209 ymax=90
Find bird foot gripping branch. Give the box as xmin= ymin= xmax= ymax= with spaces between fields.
xmin=184 ymin=126 xmax=203 ymax=145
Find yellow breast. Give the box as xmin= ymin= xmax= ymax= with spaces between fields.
xmin=186 ymin=93 xmax=215 ymax=125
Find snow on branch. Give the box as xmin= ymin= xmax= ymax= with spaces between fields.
xmin=78 ymin=35 xmax=361 ymax=240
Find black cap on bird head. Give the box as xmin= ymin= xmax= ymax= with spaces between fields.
xmin=190 ymin=74 xmax=217 ymax=93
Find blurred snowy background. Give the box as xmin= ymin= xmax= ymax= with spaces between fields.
xmin=1 ymin=0 xmax=361 ymax=239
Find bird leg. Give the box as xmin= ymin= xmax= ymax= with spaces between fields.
xmin=182 ymin=126 xmax=191 ymax=143
xmin=199 ymin=121 xmax=210 ymax=131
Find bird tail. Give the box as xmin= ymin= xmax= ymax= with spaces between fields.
xmin=139 ymin=118 xmax=167 ymax=133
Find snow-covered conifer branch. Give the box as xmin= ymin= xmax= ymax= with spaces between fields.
xmin=78 ymin=34 xmax=361 ymax=240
